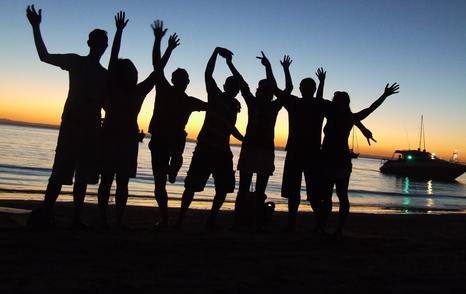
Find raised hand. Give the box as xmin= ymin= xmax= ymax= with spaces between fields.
xmin=115 ymin=11 xmax=129 ymax=31
xmin=168 ymin=33 xmax=180 ymax=50
xmin=361 ymin=128 xmax=377 ymax=146
xmin=26 ymin=5 xmax=41 ymax=27
xmin=151 ymin=20 xmax=167 ymax=39
xmin=256 ymin=51 xmax=271 ymax=67
xmin=383 ymin=82 xmax=400 ymax=96
xmin=216 ymin=47 xmax=233 ymax=61
xmin=280 ymin=55 xmax=292 ymax=69
xmin=316 ymin=67 xmax=326 ymax=82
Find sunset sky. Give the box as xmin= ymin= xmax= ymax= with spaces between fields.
xmin=1 ymin=0 xmax=465 ymax=159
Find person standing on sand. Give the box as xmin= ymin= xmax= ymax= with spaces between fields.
xmin=320 ymin=83 xmax=399 ymax=236
xmin=26 ymin=5 xmax=108 ymax=228
xmin=277 ymin=64 xmax=374 ymax=232
xmin=175 ymin=47 xmax=243 ymax=230
xmin=148 ymin=21 xmax=208 ymax=229
xmin=227 ymin=52 xmax=288 ymax=229
xmin=97 ymin=12 xmax=158 ymax=228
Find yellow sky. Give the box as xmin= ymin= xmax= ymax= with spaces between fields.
xmin=0 ymin=84 xmax=463 ymax=161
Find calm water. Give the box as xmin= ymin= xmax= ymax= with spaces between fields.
xmin=0 ymin=123 xmax=465 ymax=213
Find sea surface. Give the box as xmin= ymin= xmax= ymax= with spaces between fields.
xmin=1 ymin=123 xmax=465 ymax=213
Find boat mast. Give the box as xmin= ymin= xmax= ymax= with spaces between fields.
xmin=418 ymin=115 xmax=426 ymax=151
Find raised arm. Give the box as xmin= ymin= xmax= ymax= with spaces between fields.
xmin=151 ymin=20 xmax=167 ymax=70
xmin=109 ymin=11 xmax=128 ymax=69
xmin=205 ymin=47 xmax=224 ymax=93
xmin=26 ymin=5 xmax=60 ymax=66
xmin=256 ymin=51 xmax=277 ymax=89
xmin=279 ymin=55 xmax=293 ymax=95
xmin=315 ymin=67 xmax=326 ymax=99
xmin=354 ymin=83 xmax=399 ymax=121
xmin=225 ymin=51 xmax=254 ymax=101
xmin=354 ymin=121 xmax=377 ymax=146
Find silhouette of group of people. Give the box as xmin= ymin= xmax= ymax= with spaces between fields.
xmin=26 ymin=6 xmax=399 ymax=234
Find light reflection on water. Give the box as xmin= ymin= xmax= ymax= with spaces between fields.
xmin=0 ymin=124 xmax=465 ymax=213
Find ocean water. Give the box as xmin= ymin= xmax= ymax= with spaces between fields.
xmin=0 ymin=123 xmax=465 ymax=213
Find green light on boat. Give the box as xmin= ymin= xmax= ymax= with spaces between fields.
xmin=407 ymin=155 xmax=413 ymax=160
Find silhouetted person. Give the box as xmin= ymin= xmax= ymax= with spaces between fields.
xmin=227 ymin=52 xmax=284 ymax=228
xmin=320 ymin=83 xmax=399 ymax=235
xmin=277 ymin=65 xmax=372 ymax=232
xmin=97 ymin=12 xmax=156 ymax=228
xmin=175 ymin=47 xmax=243 ymax=230
xmin=148 ymin=21 xmax=208 ymax=229
xmin=26 ymin=5 xmax=108 ymax=228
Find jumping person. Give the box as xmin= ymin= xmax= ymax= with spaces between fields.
xmin=148 ymin=21 xmax=208 ymax=229
xmin=175 ymin=47 xmax=243 ymax=230
xmin=26 ymin=5 xmax=108 ymax=228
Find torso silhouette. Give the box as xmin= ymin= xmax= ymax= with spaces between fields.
xmin=149 ymin=78 xmax=205 ymax=137
xmin=58 ymin=54 xmax=107 ymax=127
xmin=197 ymin=88 xmax=240 ymax=150
xmin=322 ymin=107 xmax=354 ymax=167
xmin=242 ymin=90 xmax=281 ymax=150
xmin=283 ymin=95 xmax=331 ymax=153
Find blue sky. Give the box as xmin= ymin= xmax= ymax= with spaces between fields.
xmin=1 ymin=0 xmax=465 ymax=158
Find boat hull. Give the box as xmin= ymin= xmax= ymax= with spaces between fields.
xmin=380 ymin=159 xmax=466 ymax=181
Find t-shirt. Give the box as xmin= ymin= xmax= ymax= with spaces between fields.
xmin=102 ymin=69 xmax=151 ymax=140
xmin=196 ymin=78 xmax=241 ymax=150
xmin=149 ymin=75 xmax=207 ymax=138
xmin=280 ymin=93 xmax=332 ymax=153
xmin=55 ymin=54 xmax=107 ymax=127
xmin=241 ymin=85 xmax=282 ymax=150
xmin=321 ymin=105 xmax=356 ymax=167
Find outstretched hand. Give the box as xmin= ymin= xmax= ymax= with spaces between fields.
xmin=115 ymin=11 xmax=129 ymax=31
xmin=361 ymin=128 xmax=377 ymax=146
xmin=383 ymin=82 xmax=400 ymax=96
xmin=280 ymin=55 xmax=292 ymax=69
xmin=316 ymin=67 xmax=326 ymax=82
xmin=26 ymin=5 xmax=41 ymax=27
xmin=168 ymin=33 xmax=180 ymax=50
xmin=151 ymin=20 xmax=167 ymax=39
xmin=256 ymin=51 xmax=271 ymax=67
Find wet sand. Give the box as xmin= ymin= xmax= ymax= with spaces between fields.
xmin=0 ymin=199 xmax=465 ymax=293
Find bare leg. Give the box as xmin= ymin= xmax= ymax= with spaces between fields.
xmin=72 ymin=181 xmax=87 ymax=225
xmin=168 ymin=154 xmax=183 ymax=184
xmin=43 ymin=180 xmax=62 ymax=214
xmin=154 ymin=184 xmax=168 ymax=226
xmin=234 ymin=171 xmax=253 ymax=226
xmin=207 ymin=188 xmax=227 ymax=229
xmin=97 ymin=173 xmax=114 ymax=226
xmin=255 ymin=173 xmax=270 ymax=226
xmin=335 ymin=176 xmax=350 ymax=235
xmin=175 ymin=189 xmax=195 ymax=228
xmin=115 ymin=174 xmax=129 ymax=227
xmin=286 ymin=194 xmax=300 ymax=231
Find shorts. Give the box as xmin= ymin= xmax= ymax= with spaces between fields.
xmin=149 ymin=133 xmax=186 ymax=186
xmin=100 ymin=133 xmax=139 ymax=178
xmin=237 ymin=145 xmax=275 ymax=175
xmin=281 ymin=150 xmax=322 ymax=201
xmin=184 ymin=145 xmax=235 ymax=193
xmin=49 ymin=121 xmax=100 ymax=185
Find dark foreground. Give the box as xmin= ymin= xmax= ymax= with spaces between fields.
xmin=0 ymin=200 xmax=465 ymax=293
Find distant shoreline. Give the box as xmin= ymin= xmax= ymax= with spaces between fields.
xmin=0 ymin=118 xmax=412 ymax=160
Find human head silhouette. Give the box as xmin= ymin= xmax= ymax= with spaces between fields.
xmin=256 ymin=79 xmax=274 ymax=102
xmin=299 ymin=78 xmax=316 ymax=98
xmin=115 ymin=58 xmax=138 ymax=91
xmin=171 ymin=68 xmax=189 ymax=92
xmin=332 ymin=91 xmax=351 ymax=112
xmin=87 ymin=29 xmax=108 ymax=58
xmin=223 ymin=75 xmax=240 ymax=97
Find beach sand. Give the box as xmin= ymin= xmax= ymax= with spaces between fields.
xmin=0 ymin=199 xmax=465 ymax=293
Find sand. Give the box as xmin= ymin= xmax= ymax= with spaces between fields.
xmin=0 ymin=199 xmax=465 ymax=293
